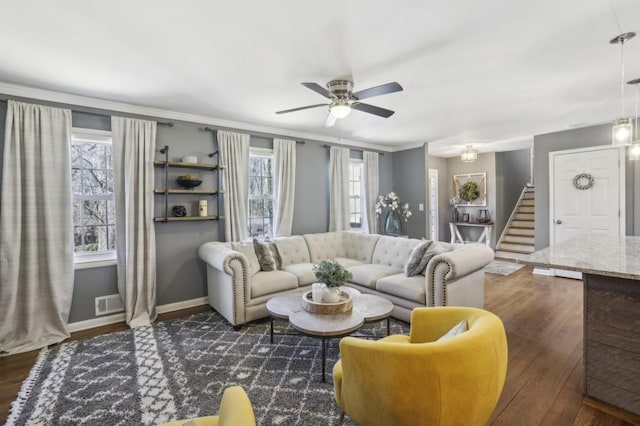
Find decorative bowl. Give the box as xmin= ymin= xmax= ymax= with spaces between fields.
xmin=176 ymin=177 xmax=202 ymax=189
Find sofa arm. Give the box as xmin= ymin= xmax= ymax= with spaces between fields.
xmin=425 ymin=244 xmax=494 ymax=306
xmin=199 ymin=242 xmax=250 ymax=325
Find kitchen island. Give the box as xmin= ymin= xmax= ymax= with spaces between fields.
xmin=523 ymin=234 xmax=640 ymax=415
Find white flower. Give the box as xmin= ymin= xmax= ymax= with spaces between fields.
xmin=375 ymin=192 xmax=412 ymax=219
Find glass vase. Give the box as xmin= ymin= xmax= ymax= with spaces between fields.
xmin=452 ymin=207 xmax=459 ymax=223
xmin=384 ymin=210 xmax=402 ymax=236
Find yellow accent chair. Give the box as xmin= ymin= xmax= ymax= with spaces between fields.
xmin=159 ymin=385 xmax=256 ymax=426
xmin=333 ymin=307 xmax=508 ymax=425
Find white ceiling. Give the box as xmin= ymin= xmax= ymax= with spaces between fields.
xmin=1 ymin=1 xmax=640 ymax=156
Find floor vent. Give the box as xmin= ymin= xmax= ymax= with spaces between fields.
xmin=95 ymin=294 xmax=124 ymax=316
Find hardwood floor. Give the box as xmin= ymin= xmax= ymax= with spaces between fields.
xmin=1 ymin=268 xmax=639 ymax=425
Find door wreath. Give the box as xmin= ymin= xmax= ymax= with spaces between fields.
xmin=572 ymin=173 xmax=594 ymax=190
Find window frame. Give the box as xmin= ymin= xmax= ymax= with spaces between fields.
xmin=71 ymin=127 xmax=117 ymax=270
xmin=349 ymin=158 xmax=364 ymax=231
xmin=247 ymin=147 xmax=275 ymax=239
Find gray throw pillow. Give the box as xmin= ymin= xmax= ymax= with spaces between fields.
xmin=437 ymin=319 xmax=468 ymax=341
xmin=231 ymin=242 xmax=261 ymax=276
xmin=253 ymin=238 xmax=282 ymax=271
xmin=404 ymin=240 xmax=433 ymax=277
xmin=421 ymin=241 xmax=454 ymax=270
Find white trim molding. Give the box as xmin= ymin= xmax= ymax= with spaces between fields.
xmin=67 ymin=297 xmax=209 ymax=333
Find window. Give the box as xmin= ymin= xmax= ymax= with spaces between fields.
xmin=248 ymin=148 xmax=274 ymax=238
xmin=71 ymin=128 xmax=116 ymax=267
xmin=349 ymin=159 xmax=363 ymax=229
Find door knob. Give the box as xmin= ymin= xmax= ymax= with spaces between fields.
xmin=555 ymin=219 xmax=562 ymax=224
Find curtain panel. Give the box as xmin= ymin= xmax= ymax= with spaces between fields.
xmin=273 ymin=138 xmax=296 ymax=237
xmin=218 ymin=130 xmax=250 ymax=242
xmin=363 ymin=151 xmax=380 ymax=234
xmin=0 ymin=100 xmax=74 ymax=355
xmin=328 ymin=146 xmax=351 ymax=232
xmin=111 ymin=116 xmax=157 ymax=328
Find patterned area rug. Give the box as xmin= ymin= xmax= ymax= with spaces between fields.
xmin=7 ymin=312 xmax=409 ymax=425
xmin=484 ymin=260 xmax=527 ymax=276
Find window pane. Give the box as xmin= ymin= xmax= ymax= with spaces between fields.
xmin=262 ymin=158 xmax=272 ymax=176
xmin=263 ymin=177 xmax=272 ymax=196
xmin=83 ymin=226 xmax=98 ymax=251
xmin=106 ymin=171 xmax=114 ymax=195
xmin=71 ymin=143 xmax=84 ymax=166
xmin=249 ymin=158 xmax=262 ymax=176
xmin=72 ymin=169 xmax=83 ymax=195
xmin=84 ymin=200 xmax=107 ymax=226
xmin=263 ymin=199 xmax=273 ymax=218
xmin=249 ymin=199 xmax=263 ymax=217
xmin=354 ymin=198 xmax=361 ymax=211
xmin=249 ymin=176 xmax=262 ymax=196
xmin=107 ymin=225 xmax=116 ymax=251
xmin=73 ymin=201 xmax=82 ymax=226
xmin=106 ymin=200 xmax=116 ymax=226
xmin=74 ymin=227 xmax=84 ymax=252
xmin=83 ymin=169 xmax=108 ymax=195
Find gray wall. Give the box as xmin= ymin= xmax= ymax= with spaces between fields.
xmin=392 ymin=145 xmax=426 ymax=238
xmin=445 ymin=153 xmax=498 ymax=247
xmin=0 ymin=94 xmax=395 ymax=323
xmin=533 ymin=123 xmax=639 ymax=249
xmin=495 ymin=148 xmax=531 ymax=240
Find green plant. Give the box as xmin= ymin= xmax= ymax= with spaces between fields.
xmin=459 ymin=181 xmax=480 ymax=202
xmin=313 ymin=260 xmax=353 ymax=288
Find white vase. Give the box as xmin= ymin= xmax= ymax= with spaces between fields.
xmin=322 ymin=286 xmax=342 ymax=303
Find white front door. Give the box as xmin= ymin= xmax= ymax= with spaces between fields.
xmin=550 ymin=146 xmax=625 ymax=278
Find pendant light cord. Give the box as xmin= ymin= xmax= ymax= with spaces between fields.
xmin=608 ymin=0 xmax=623 ymax=33
xmin=620 ymin=39 xmax=626 ymax=117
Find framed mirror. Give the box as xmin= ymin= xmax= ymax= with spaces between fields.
xmin=453 ymin=173 xmax=487 ymax=206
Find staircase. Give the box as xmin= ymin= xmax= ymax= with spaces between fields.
xmin=495 ymin=185 xmax=535 ymax=261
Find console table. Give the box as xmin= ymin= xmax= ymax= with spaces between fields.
xmin=522 ymin=235 xmax=640 ymax=416
xmin=449 ymin=222 xmax=493 ymax=246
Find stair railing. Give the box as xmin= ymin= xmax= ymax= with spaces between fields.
xmin=496 ymin=185 xmax=533 ymax=250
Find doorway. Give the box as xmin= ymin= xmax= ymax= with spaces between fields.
xmin=549 ymin=145 xmax=625 ymax=278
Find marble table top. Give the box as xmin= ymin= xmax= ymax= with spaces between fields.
xmin=266 ymin=289 xmax=393 ymax=337
xmin=521 ymin=234 xmax=640 ymax=280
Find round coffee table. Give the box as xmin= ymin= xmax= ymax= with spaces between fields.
xmin=266 ymin=289 xmax=394 ymax=382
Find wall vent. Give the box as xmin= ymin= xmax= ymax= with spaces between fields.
xmin=95 ymin=294 xmax=124 ymax=316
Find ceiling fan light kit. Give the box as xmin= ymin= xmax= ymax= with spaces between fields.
xmin=461 ymin=145 xmax=478 ymax=162
xmin=610 ymin=32 xmax=636 ymax=147
xmin=276 ymin=78 xmax=402 ymax=126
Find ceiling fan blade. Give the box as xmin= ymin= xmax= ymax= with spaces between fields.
xmin=276 ymin=103 xmax=328 ymax=115
xmin=351 ymin=102 xmax=395 ymax=118
xmin=324 ymin=113 xmax=337 ymax=127
xmin=301 ymin=82 xmax=332 ymax=99
xmin=352 ymin=82 xmax=403 ymax=101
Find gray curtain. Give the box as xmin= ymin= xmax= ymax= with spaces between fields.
xmin=273 ymin=138 xmax=296 ymax=237
xmin=218 ymin=130 xmax=250 ymax=242
xmin=111 ymin=116 xmax=157 ymax=328
xmin=329 ymin=146 xmax=350 ymax=231
xmin=363 ymin=151 xmax=380 ymax=234
xmin=0 ymin=100 xmax=74 ymax=355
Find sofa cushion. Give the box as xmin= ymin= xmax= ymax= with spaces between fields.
xmin=404 ymin=240 xmax=433 ymax=277
xmin=231 ymin=242 xmax=260 ymax=276
xmin=283 ymin=263 xmax=317 ymax=286
xmin=376 ymin=273 xmax=426 ymax=304
xmin=304 ymin=232 xmax=346 ymax=263
xmin=437 ymin=320 xmax=468 ymax=341
xmin=251 ymin=270 xmax=299 ymax=298
xmin=371 ymin=236 xmax=423 ymax=270
xmin=334 ymin=257 xmax=365 ymax=269
xmin=253 ymin=239 xmax=282 ymax=271
xmin=348 ymin=264 xmax=402 ymax=289
xmin=273 ymin=236 xmax=311 ymax=267
xmin=342 ymin=232 xmax=380 ymax=263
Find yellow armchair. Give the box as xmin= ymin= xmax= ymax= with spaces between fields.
xmin=159 ymin=386 xmax=256 ymax=426
xmin=333 ymin=307 xmax=508 ymax=426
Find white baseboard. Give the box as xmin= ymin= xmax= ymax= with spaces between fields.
xmin=156 ymin=297 xmax=209 ymax=314
xmin=533 ymin=267 xmax=553 ymax=276
xmin=67 ymin=296 xmax=210 ymax=333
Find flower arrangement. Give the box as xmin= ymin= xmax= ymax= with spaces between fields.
xmin=313 ymin=260 xmax=353 ymax=288
xmin=375 ymin=192 xmax=412 ymax=222
xmin=449 ymin=196 xmax=461 ymax=208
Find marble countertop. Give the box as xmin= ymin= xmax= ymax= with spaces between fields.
xmin=521 ymin=234 xmax=640 ymax=280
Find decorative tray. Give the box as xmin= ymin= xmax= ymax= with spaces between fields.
xmin=301 ymin=290 xmax=353 ymax=314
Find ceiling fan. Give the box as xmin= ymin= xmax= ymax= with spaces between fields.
xmin=276 ymin=79 xmax=403 ymax=127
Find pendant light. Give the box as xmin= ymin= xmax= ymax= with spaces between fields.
xmin=610 ymin=32 xmax=636 ymax=147
xmin=461 ymin=145 xmax=478 ymax=162
xmin=628 ymin=77 xmax=640 ymax=160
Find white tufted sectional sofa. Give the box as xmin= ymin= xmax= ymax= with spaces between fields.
xmin=198 ymin=231 xmax=494 ymax=326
